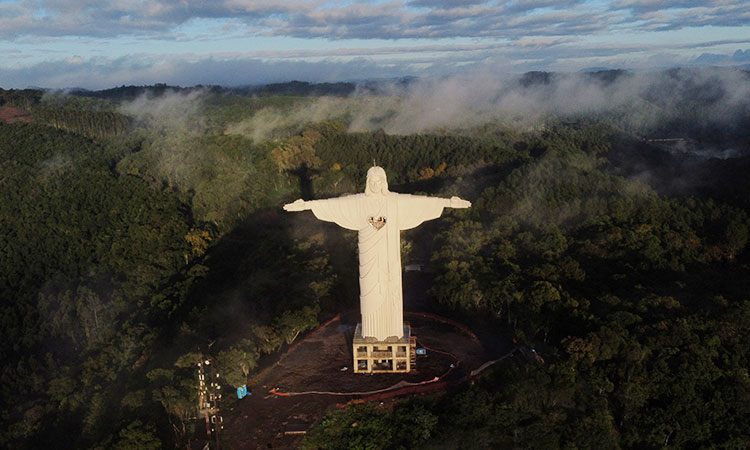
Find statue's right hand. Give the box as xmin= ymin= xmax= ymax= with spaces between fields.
xmin=283 ymin=199 xmax=307 ymax=212
xmin=449 ymin=196 xmax=471 ymax=209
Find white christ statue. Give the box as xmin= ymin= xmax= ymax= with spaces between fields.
xmin=283 ymin=166 xmax=471 ymax=341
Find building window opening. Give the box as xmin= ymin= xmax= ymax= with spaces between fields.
xmin=372 ymin=359 xmax=393 ymax=371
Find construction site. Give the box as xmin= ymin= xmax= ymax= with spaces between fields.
xmin=220 ymin=309 xmax=508 ymax=449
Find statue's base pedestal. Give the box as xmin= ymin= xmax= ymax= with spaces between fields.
xmin=352 ymin=322 xmax=416 ymax=373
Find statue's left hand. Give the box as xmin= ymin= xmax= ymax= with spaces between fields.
xmin=449 ymin=196 xmax=471 ymax=208
xmin=283 ymin=199 xmax=308 ymax=212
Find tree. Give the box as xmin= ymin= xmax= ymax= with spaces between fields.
xmin=112 ymin=420 xmax=162 ymax=450
xmin=146 ymin=368 xmax=196 ymax=447
xmin=215 ymin=342 xmax=259 ymax=388
xmin=273 ymin=306 xmax=320 ymax=345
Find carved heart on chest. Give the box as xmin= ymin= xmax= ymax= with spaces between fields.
xmin=368 ymin=216 xmax=387 ymax=230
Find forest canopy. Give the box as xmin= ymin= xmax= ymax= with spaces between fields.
xmin=1 ymin=68 xmax=750 ymax=449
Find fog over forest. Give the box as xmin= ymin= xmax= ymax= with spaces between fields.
xmin=119 ymin=67 xmax=750 ymax=147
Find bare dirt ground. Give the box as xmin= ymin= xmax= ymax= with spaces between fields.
xmin=220 ymin=313 xmax=489 ymax=449
xmin=0 ymin=106 xmax=33 ymax=124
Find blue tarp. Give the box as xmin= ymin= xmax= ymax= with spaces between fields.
xmin=237 ymin=385 xmax=248 ymax=399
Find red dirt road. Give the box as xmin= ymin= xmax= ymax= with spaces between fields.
xmin=0 ymin=106 xmax=33 ymax=124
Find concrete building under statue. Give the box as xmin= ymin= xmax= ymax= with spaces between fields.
xmin=352 ymin=323 xmax=417 ymax=373
xmin=284 ymin=166 xmax=470 ymax=373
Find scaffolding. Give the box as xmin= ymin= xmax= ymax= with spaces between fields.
xmin=197 ymin=358 xmax=223 ymax=449
xmin=352 ymin=322 xmax=414 ymax=373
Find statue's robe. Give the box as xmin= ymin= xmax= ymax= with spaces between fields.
xmin=307 ymin=193 xmax=447 ymax=340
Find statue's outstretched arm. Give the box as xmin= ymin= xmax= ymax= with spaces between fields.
xmin=447 ymin=196 xmax=471 ymax=209
xmin=283 ymin=199 xmax=310 ymax=212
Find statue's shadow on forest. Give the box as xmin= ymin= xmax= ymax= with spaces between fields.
xmin=287 ymin=162 xmax=320 ymax=200
xmin=175 ymin=208 xmax=360 ymax=349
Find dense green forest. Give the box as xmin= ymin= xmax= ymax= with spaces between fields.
xmin=2 ymin=68 xmax=750 ymax=449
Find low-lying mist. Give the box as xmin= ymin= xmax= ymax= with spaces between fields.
xmin=218 ymin=67 xmax=750 ymax=146
xmin=117 ymin=67 xmax=750 ymax=151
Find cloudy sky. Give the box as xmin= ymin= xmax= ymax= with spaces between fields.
xmin=1 ymin=0 xmax=750 ymax=89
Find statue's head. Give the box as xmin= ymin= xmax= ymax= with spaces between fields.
xmin=365 ymin=166 xmax=389 ymax=196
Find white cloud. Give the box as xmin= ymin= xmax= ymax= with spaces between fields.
xmin=3 ymin=0 xmax=746 ymax=41
xmin=1 ymin=0 xmax=749 ymax=87
xmin=65 ymin=55 xmax=84 ymax=64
